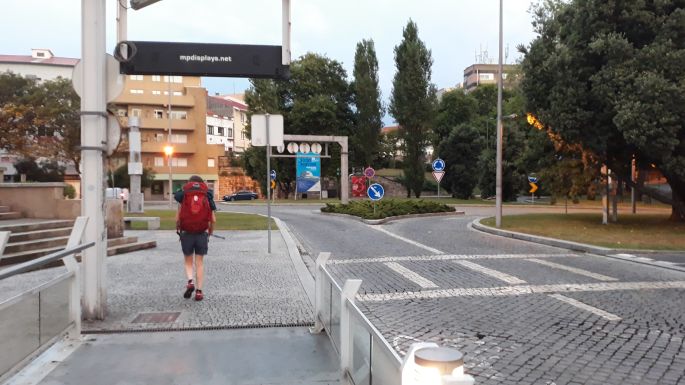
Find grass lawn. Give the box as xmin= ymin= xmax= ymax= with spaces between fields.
xmin=481 ymin=213 xmax=685 ymax=250
xmin=127 ymin=210 xmax=277 ymax=230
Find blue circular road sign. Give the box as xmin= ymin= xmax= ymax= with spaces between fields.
xmin=270 ymin=170 xmax=277 ymax=180
xmin=528 ymin=175 xmax=538 ymax=183
xmin=367 ymin=183 xmax=385 ymax=201
xmin=432 ymin=158 xmax=445 ymax=172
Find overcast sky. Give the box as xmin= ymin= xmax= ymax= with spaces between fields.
xmin=2 ymin=0 xmax=540 ymax=124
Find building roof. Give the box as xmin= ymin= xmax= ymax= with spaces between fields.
xmin=381 ymin=125 xmax=400 ymax=134
xmin=207 ymin=95 xmax=247 ymax=110
xmin=0 ymin=54 xmax=79 ymax=67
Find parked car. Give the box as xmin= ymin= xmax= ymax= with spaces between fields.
xmin=222 ymin=191 xmax=258 ymax=201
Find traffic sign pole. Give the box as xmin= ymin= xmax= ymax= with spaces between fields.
xmin=266 ymin=114 xmax=271 ymax=254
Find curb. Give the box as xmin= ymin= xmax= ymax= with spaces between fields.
xmin=273 ymin=216 xmax=316 ymax=309
xmin=319 ymin=210 xmax=465 ymax=225
xmin=470 ymin=218 xmax=685 ymax=274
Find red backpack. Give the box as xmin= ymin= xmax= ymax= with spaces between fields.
xmin=178 ymin=181 xmax=212 ymax=233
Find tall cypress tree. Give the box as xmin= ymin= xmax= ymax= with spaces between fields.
xmin=352 ymin=39 xmax=383 ymax=167
xmin=389 ymin=20 xmax=436 ymax=197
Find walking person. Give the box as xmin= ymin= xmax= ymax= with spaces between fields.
xmin=175 ymin=175 xmax=216 ymax=301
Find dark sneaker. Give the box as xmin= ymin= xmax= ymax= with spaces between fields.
xmin=195 ymin=290 xmax=203 ymax=301
xmin=183 ymin=281 xmax=195 ymax=299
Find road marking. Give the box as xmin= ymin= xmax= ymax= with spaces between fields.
xmin=547 ymin=294 xmax=621 ymax=321
xmin=526 ymin=258 xmax=618 ymax=282
xmin=357 ymin=280 xmax=685 ymax=302
xmin=329 ymin=253 xmax=580 ymax=265
xmin=455 ymin=260 xmax=527 ymax=284
xmin=384 ymin=262 xmax=438 ymax=289
xmin=366 ymin=225 xmax=443 ymax=254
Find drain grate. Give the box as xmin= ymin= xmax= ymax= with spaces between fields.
xmin=131 ymin=312 xmax=181 ymax=324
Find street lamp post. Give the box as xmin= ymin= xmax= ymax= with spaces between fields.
xmin=496 ymin=0 xmax=504 ymax=228
xmin=165 ymin=145 xmax=173 ymax=207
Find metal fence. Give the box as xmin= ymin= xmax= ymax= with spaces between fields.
xmin=311 ymin=252 xmax=403 ymax=385
xmin=0 ymin=217 xmax=92 ymax=379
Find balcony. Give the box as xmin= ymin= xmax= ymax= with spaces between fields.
xmin=114 ymin=93 xmax=196 ymax=107
xmin=138 ymin=117 xmax=196 ymax=131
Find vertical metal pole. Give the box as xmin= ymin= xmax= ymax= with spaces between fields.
xmin=266 ymin=114 xmax=271 ymax=254
xmin=282 ymin=0 xmax=291 ymax=66
xmin=80 ymin=0 xmax=107 ymax=320
xmin=116 ymin=0 xmax=127 ymax=48
xmin=168 ymin=77 xmax=173 ymax=207
xmin=495 ymin=0 xmax=504 ymax=228
xmin=601 ymin=164 xmax=608 ymax=225
xmin=340 ymin=138 xmax=349 ymax=204
xmin=631 ymin=158 xmax=637 ymax=214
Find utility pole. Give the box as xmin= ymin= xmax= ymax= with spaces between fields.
xmin=495 ymin=0 xmax=504 ymax=228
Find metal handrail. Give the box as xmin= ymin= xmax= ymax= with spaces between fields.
xmin=0 ymin=242 xmax=95 ymax=281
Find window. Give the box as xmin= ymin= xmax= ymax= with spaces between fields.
xmin=217 ymin=127 xmax=225 ymax=136
xmin=163 ymin=75 xmax=182 ymax=83
xmin=36 ymin=52 xmax=45 ymax=58
xmin=206 ymin=125 xmax=214 ymax=135
xmin=131 ymin=108 xmax=141 ymax=117
xmin=171 ymin=157 xmax=187 ymax=167
xmin=173 ymin=91 xmax=182 ymax=96
xmin=479 ymin=73 xmax=494 ymax=81
xmin=153 ymin=110 xmax=164 ymax=119
xmin=154 ymin=157 xmax=164 ymax=167
xmin=129 ymin=75 xmax=144 ymax=81
xmin=227 ymin=128 xmax=233 ymax=138
xmin=117 ymin=109 xmax=127 ymax=117
xmin=241 ymin=129 xmax=246 ymax=140
xmin=171 ymin=134 xmax=187 ymax=144
xmin=152 ymin=75 xmax=161 ymax=82
xmin=240 ymin=112 xmax=246 ymax=123
xmin=208 ymin=158 xmax=215 ymax=168
xmin=170 ymin=110 xmax=187 ymax=120
xmin=130 ymin=89 xmax=143 ymax=94
xmin=152 ymin=90 xmax=161 ymax=95
xmin=155 ymin=133 xmax=165 ymax=142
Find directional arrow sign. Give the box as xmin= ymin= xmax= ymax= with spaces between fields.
xmin=529 ymin=182 xmax=538 ymax=193
xmin=432 ymin=171 xmax=445 ymax=183
xmin=270 ymin=170 xmax=277 ymax=180
xmin=271 ymin=180 xmax=276 ymax=189
xmin=367 ymin=183 xmax=385 ymax=201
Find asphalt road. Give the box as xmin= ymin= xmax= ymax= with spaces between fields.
xmin=223 ymin=202 xmax=685 ymax=385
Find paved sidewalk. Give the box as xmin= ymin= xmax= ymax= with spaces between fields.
xmin=83 ymin=229 xmax=312 ymax=331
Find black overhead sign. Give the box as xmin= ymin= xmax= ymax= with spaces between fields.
xmin=116 ymin=41 xmax=289 ymax=79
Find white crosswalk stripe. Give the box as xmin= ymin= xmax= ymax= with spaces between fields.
xmin=384 ymin=262 xmax=438 ymax=289
xmin=328 ymin=253 xmax=580 ymax=265
xmin=526 ymin=258 xmax=618 ymax=281
xmin=548 ymin=294 xmax=622 ymax=321
xmin=456 ymin=260 xmax=527 ymax=284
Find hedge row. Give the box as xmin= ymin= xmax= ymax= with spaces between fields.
xmin=321 ymin=199 xmax=455 ymax=219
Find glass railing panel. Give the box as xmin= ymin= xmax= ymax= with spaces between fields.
xmin=370 ymin=335 xmax=402 ymax=385
xmin=0 ymin=294 xmax=40 ymax=375
xmin=39 ymin=278 xmax=71 ymax=345
xmin=349 ymin=307 xmax=372 ymax=385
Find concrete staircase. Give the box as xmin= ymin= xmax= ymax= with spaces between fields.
xmin=0 ymin=205 xmax=156 ymax=267
xmin=0 ymin=205 xmax=21 ymax=220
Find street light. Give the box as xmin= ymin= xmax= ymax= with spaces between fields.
xmin=164 ymin=145 xmax=173 ymax=206
xmin=496 ymin=0 xmax=504 ymax=228
xmin=129 ymin=0 xmax=163 ymax=10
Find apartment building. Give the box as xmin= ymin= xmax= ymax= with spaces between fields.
xmin=462 ymin=63 xmax=518 ymax=92
xmin=209 ymin=94 xmax=250 ymax=153
xmin=113 ymin=75 xmax=225 ymax=200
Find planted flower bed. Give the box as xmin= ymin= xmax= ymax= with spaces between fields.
xmin=321 ymin=199 xmax=455 ymax=220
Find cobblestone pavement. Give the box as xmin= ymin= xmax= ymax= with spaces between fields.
xmin=82 ymin=230 xmax=313 ymax=332
xmin=317 ymin=215 xmax=685 ymax=385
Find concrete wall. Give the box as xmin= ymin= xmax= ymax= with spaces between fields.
xmin=0 ymin=183 xmax=71 ymax=219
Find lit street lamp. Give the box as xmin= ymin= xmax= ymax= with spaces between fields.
xmin=164 ymin=145 xmax=174 ymax=207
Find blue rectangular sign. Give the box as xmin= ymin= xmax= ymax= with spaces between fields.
xmin=296 ymin=152 xmax=321 ymax=193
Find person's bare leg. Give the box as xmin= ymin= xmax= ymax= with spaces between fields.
xmin=195 ymin=255 xmax=204 ymax=290
xmin=184 ymin=255 xmax=194 ymax=281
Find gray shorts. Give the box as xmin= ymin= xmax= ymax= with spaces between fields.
xmin=180 ymin=232 xmax=208 ymax=256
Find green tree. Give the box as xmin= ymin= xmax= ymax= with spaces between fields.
xmin=107 ymin=164 xmax=156 ymax=189
xmin=520 ymin=0 xmax=685 ymax=221
xmin=13 ymin=157 xmax=64 ymax=182
xmin=433 ymin=90 xmax=476 ymax=147
xmin=437 ymin=123 xmax=482 ymax=198
xmin=389 ymin=20 xmax=437 ymax=197
xmin=351 ymin=39 xmax=383 ymax=167
xmin=244 ymin=54 xmax=354 ymax=197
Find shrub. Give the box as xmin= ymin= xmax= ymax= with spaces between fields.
xmin=63 ymin=184 xmax=76 ymax=199
xmin=321 ymin=199 xmax=455 ymax=219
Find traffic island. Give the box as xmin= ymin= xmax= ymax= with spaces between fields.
xmin=321 ymin=199 xmax=463 ymax=224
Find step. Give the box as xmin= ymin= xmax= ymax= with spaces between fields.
xmin=8 ymin=227 xmax=73 ymax=243
xmin=0 ymin=219 xmax=75 ymax=234
xmin=4 ymin=236 xmax=70 ymax=255
xmin=0 ymin=245 xmax=65 ymax=267
xmin=0 ymin=206 xmax=10 ymax=213
xmin=0 ymin=212 xmax=22 ymax=220
xmin=107 ymin=236 xmax=139 ymax=248
xmin=107 ymin=240 xmax=157 ymax=256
